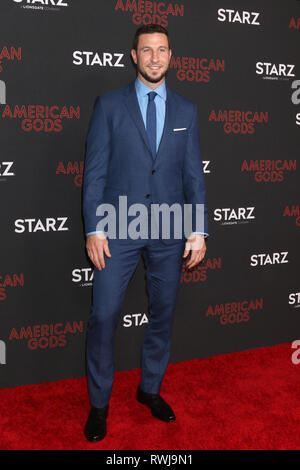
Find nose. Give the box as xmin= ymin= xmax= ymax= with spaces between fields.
xmin=151 ymin=50 xmax=159 ymax=62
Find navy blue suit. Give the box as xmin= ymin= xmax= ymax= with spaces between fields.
xmin=83 ymin=80 xmax=209 ymax=407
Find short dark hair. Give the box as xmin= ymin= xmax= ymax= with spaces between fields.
xmin=132 ymin=24 xmax=170 ymax=51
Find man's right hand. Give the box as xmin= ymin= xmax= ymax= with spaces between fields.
xmin=86 ymin=233 xmax=111 ymax=270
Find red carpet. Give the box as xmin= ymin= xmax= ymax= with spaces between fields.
xmin=0 ymin=342 xmax=299 ymax=450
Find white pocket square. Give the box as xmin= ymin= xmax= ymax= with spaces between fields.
xmin=173 ymin=128 xmax=187 ymax=131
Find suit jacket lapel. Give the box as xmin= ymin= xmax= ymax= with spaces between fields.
xmin=124 ymin=81 xmax=153 ymax=160
xmin=154 ymin=86 xmax=175 ymax=165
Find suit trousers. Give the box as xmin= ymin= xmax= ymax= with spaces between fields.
xmin=86 ymin=212 xmax=186 ymax=408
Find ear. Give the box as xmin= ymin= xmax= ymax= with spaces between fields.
xmin=131 ymin=49 xmax=137 ymax=64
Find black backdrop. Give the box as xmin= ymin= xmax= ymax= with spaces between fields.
xmin=0 ymin=0 xmax=299 ymax=388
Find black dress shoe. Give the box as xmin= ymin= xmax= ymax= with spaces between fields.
xmin=137 ymin=387 xmax=176 ymax=422
xmin=84 ymin=404 xmax=109 ymax=442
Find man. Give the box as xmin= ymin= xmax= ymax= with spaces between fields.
xmin=82 ymin=24 xmax=209 ymax=442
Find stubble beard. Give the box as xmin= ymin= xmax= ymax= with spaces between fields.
xmin=137 ymin=63 xmax=169 ymax=84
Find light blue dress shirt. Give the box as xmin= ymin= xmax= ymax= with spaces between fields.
xmin=86 ymin=77 xmax=207 ymax=237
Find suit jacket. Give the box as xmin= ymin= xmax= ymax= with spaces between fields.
xmin=82 ymin=80 xmax=209 ymax=244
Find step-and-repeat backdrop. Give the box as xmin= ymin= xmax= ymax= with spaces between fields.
xmin=0 ymin=0 xmax=299 ymax=387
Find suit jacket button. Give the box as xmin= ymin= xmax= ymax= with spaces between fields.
xmin=146 ymin=194 xmax=150 ymax=198
xmin=152 ymin=170 xmax=156 ymax=174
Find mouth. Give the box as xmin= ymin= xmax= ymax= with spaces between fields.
xmin=148 ymin=65 xmax=161 ymax=71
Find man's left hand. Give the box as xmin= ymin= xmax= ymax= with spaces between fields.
xmin=183 ymin=234 xmax=206 ymax=269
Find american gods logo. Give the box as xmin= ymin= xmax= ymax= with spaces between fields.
xmin=0 ymin=273 xmax=24 ymax=302
xmin=113 ymin=0 xmax=184 ymax=27
xmin=241 ymin=159 xmax=296 ymax=182
xmin=1 ymin=104 xmax=80 ymax=132
xmin=0 ymin=45 xmax=21 ymax=73
xmin=289 ymin=17 xmax=300 ymax=30
xmin=283 ymin=205 xmax=300 ymax=227
xmin=56 ymin=161 xmax=84 ymax=187
xmin=9 ymin=321 xmax=84 ymax=350
xmin=181 ymin=257 xmax=221 ymax=283
xmin=209 ymin=109 xmax=268 ymax=134
xmin=170 ymin=56 xmax=225 ymax=83
xmin=206 ymin=298 xmax=263 ymax=325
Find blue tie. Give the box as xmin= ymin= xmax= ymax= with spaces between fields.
xmin=146 ymin=91 xmax=157 ymax=159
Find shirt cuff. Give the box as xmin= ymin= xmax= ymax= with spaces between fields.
xmin=86 ymin=231 xmax=104 ymax=236
xmin=190 ymin=232 xmax=209 ymax=238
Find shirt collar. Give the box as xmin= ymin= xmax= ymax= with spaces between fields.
xmin=135 ymin=76 xmax=166 ymax=101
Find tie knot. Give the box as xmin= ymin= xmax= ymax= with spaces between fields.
xmin=148 ymin=91 xmax=157 ymax=102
